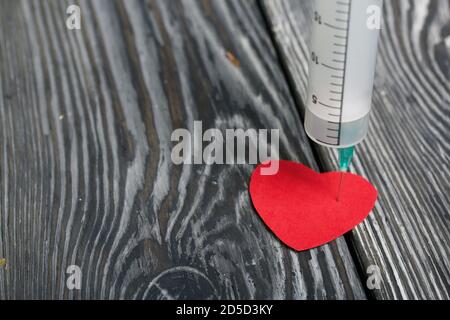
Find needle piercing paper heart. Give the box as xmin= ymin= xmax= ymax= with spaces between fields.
xmin=249 ymin=160 xmax=377 ymax=251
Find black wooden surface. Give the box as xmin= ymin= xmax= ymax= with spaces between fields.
xmin=0 ymin=0 xmax=369 ymax=299
xmin=261 ymin=0 xmax=450 ymax=299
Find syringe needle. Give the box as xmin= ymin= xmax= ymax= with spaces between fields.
xmin=337 ymin=171 xmax=344 ymax=202
xmin=337 ymin=147 xmax=355 ymax=202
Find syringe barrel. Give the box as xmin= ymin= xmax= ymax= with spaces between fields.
xmin=305 ymin=0 xmax=383 ymax=148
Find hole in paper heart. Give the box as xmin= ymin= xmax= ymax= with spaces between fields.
xmin=249 ymin=160 xmax=377 ymax=251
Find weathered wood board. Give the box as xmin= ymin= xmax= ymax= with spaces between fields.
xmin=261 ymin=0 xmax=450 ymax=299
xmin=0 ymin=0 xmax=367 ymax=299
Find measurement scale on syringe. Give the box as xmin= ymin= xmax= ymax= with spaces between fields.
xmin=305 ymin=0 xmax=382 ymax=148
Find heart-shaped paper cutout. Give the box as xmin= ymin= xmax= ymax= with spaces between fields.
xmin=249 ymin=160 xmax=377 ymax=251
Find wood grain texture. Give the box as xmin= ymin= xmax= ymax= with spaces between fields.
xmin=261 ymin=0 xmax=450 ymax=299
xmin=0 ymin=0 xmax=367 ymax=299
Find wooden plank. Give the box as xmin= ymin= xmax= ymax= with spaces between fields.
xmin=261 ymin=0 xmax=450 ymax=299
xmin=0 ymin=0 xmax=367 ymax=299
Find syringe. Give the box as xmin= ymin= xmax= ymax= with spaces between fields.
xmin=305 ymin=0 xmax=382 ymax=199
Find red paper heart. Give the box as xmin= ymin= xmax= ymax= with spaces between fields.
xmin=249 ymin=160 xmax=377 ymax=251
